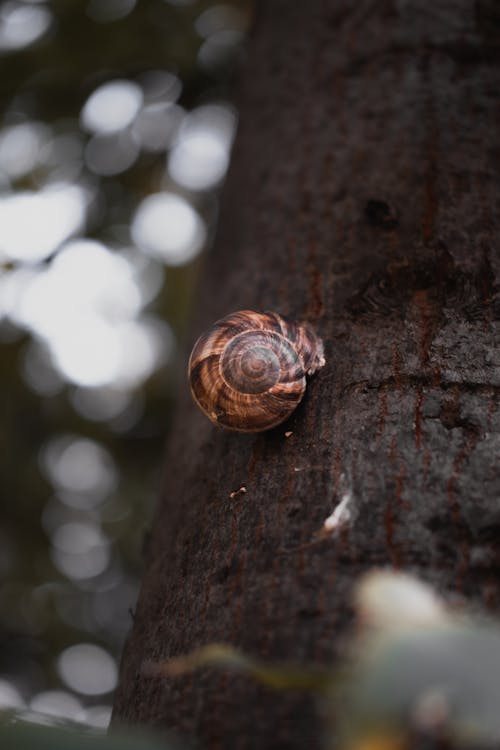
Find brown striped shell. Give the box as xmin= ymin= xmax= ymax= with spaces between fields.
xmin=188 ymin=310 xmax=325 ymax=432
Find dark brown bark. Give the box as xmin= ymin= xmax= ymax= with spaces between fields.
xmin=113 ymin=2 xmax=500 ymax=748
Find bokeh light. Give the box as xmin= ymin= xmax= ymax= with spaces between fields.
xmin=85 ymin=705 xmax=112 ymax=728
xmin=131 ymin=192 xmax=207 ymax=265
xmin=3 ymin=239 xmax=171 ymax=388
xmin=81 ymin=80 xmax=143 ymax=135
xmin=69 ymin=386 xmax=137 ymax=425
xmin=195 ymin=4 xmax=249 ymax=38
xmin=40 ymin=435 xmax=118 ymax=498
xmin=0 ymin=185 xmax=88 ymax=263
xmin=197 ymin=29 xmax=244 ymax=72
xmin=0 ymin=2 xmax=52 ymax=52
xmin=168 ymin=103 xmax=236 ymax=190
xmin=86 ymin=0 xmax=137 ymax=24
xmin=0 ymin=121 xmax=52 ymax=179
xmin=16 ymin=240 xmax=143 ymax=330
xmin=138 ymin=70 xmax=182 ymax=103
xmin=132 ymin=102 xmax=184 ymax=153
xmin=85 ymin=130 xmax=140 ymax=176
xmin=0 ymin=679 xmax=24 ymax=710
xmin=0 ymin=0 xmax=249 ymax=732
xmin=51 ymin=522 xmax=111 ymax=581
xmin=57 ymin=644 xmax=118 ymax=695
xmin=21 ymin=340 xmax=65 ymax=396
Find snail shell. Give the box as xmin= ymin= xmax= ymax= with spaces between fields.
xmin=188 ymin=310 xmax=325 ymax=432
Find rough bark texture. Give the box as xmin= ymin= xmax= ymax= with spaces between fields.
xmin=113 ymin=2 xmax=500 ymax=748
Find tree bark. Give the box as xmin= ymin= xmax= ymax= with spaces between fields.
xmin=113 ymin=2 xmax=500 ymax=748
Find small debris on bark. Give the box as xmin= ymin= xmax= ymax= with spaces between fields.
xmin=322 ymin=492 xmax=352 ymax=534
xmin=229 ymin=486 xmax=247 ymax=499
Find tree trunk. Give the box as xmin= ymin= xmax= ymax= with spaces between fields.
xmin=113 ymin=2 xmax=500 ymax=748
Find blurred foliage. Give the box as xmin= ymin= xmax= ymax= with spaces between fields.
xmin=0 ymin=0 xmax=252 ymax=729
xmin=0 ymin=715 xmax=181 ymax=750
xmin=148 ymin=571 xmax=500 ymax=750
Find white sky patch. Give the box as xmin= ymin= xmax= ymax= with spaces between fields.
xmin=131 ymin=191 xmax=206 ymax=266
xmin=0 ymin=2 xmax=52 ymax=52
xmin=323 ymin=492 xmax=352 ymax=533
xmin=81 ymin=79 xmax=143 ymax=134
xmin=0 ymin=184 xmax=88 ymax=263
xmin=168 ymin=103 xmax=236 ymax=191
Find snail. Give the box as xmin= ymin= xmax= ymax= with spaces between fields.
xmin=188 ymin=310 xmax=325 ymax=432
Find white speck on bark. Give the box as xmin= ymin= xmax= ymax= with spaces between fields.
xmin=323 ymin=491 xmax=352 ymax=532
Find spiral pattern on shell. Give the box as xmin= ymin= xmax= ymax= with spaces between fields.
xmin=188 ymin=310 xmax=325 ymax=432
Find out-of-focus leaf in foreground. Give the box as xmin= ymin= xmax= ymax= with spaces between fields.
xmin=144 ymin=642 xmax=331 ymax=691
xmin=334 ymin=571 xmax=500 ymax=749
xmin=146 ymin=570 xmax=500 ymax=750
xmin=0 ymin=714 xmax=181 ymax=750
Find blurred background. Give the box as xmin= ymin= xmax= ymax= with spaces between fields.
xmin=0 ymin=0 xmax=252 ymax=731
